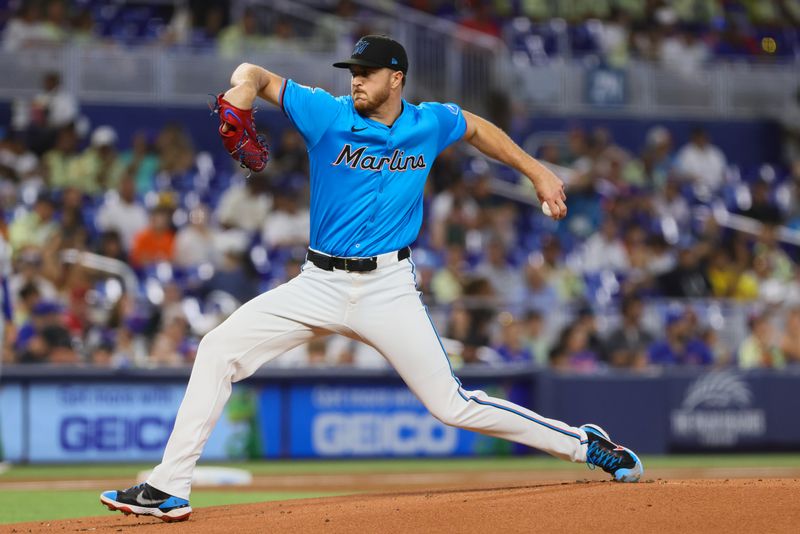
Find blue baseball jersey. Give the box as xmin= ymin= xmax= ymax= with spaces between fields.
xmin=279 ymin=78 xmax=466 ymax=257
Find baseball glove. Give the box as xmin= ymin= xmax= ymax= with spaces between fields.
xmin=211 ymin=93 xmax=269 ymax=173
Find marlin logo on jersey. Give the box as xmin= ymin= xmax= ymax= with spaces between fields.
xmin=332 ymin=144 xmax=426 ymax=172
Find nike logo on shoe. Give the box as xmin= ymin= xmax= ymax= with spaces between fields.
xmin=351 ymin=126 xmax=367 ymax=132
xmin=135 ymin=490 xmax=166 ymax=506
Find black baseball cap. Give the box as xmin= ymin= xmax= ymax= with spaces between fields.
xmin=333 ymin=35 xmax=408 ymax=74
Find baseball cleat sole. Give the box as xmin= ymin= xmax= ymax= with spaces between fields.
xmin=100 ymin=494 xmax=192 ymax=522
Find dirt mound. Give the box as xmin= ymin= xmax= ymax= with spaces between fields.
xmin=7 ymin=479 xmax=799 ymax=534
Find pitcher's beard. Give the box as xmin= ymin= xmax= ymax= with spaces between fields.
xmin=353 ymin=86 xmax=390 ymax=114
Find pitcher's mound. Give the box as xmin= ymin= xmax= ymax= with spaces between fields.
xmin=12 ymin=479 xmax=800 ymax=533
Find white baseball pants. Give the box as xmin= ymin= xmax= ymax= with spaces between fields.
xmin=148 ymin=250 xmax=588 ymax=499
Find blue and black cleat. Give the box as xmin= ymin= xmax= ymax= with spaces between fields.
xmin=100 ymin=482 xmax=191 ymax=522
xmin=581 ymin=423 xmax=644 ymax=483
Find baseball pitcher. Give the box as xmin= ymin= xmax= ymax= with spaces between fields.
xmin=101 ymin=35 xmax=642 ymax=522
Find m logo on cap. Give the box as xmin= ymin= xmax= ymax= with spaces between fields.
xmin=353 ymin=40 xmax=369 ymax=55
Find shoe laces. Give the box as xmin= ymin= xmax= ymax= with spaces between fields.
xmin=586 ymin=439 xmax=624 ymax=472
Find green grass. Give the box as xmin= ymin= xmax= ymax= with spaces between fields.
xmin=2 ymin=454 xmax=800 ymax=480
xmin=0 ymin=490 xmax=345 ymax=524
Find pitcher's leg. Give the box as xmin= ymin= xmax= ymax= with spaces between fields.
xmin=148 ymin=279 xmax=330 ymax=499
xmin=350 ymin=270 xmax=587 ymax=462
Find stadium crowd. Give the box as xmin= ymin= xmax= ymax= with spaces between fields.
xmin=2 ymin=1 xmax=800 ymax=372
xmin=2 ymin=62 xmax=800 ymax=372
xmin=1 ymin=0 xmax=798 ymax=63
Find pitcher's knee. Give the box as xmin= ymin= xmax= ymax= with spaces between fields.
xmin=195 ymin=327 xmax=234 ymax=366
xmin=427 ymin=403 xmax=464 ymax=427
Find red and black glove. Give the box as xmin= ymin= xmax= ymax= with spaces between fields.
xmin=211 ymin=93 xmax=269 ymax=173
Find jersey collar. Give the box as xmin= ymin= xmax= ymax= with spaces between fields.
xmin=355 ymin=99 xmax=408 ymax=131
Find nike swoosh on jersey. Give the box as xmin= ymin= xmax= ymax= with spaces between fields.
xmin=135 ymin=490 xmax=165 ymax=506
xmin=351 ymin=126 xmax=367 ymax=132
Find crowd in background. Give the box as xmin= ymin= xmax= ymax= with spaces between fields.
xmin=2 ymin=61 xmax=800 ymax=372
xmin=1 ymin=1 xmax=799 ymax=64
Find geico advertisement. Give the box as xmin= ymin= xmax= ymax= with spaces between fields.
xmin=25 ymin=384 xmax=253 ymax=462
xmin=287 ymin=386 xmax=506 ymax=457
xmin=0 ymin=383 xmax=24 ymax=462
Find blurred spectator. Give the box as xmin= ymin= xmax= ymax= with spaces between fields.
xmin=70 ymin=9 xmax=99 ymax=45
xmin=270 ymin=129 xmax=309 ymax=178
xmin=738 ymin=312 xmax=785 ymax=369
xmin=494 ymin=313 xmax=533 ymax=364
xmin=215 ymin=176 xmax=272 ymax=233
xmin=427 ymin=145 xmax=462 ymax=193
xmin=43 ymin=125 xmax=81 ymax=189
xmin=660 ymin=25 xmax=710 ymax=78
xmin=41 ymin=0 xmax=69 ymax=43
xmin=129 ymin=206 xmax=176 ymax=268
xmin=461 ymin=277 xmax=496 ymax=352
xmin=23 ymin=72 xmax=80 ymax=155
xmin=522 ymin=259 xmax=559 ymax=314
xmin=261 ymin=187 xmax=310 ymax=248
xmin=15 ymin=300 xmax=77 ymax=364
xmin=603 ymin=296 xmax=652 ymax=368
xmin=0 ymin=131 xmax=41 ymax=187
xmin=264 ymin=17 xmax=302 ymax=52
xmin=538 ymin=235 xmax=584 ymax=302
xmin=161 ymin=4 xmax=192 ymax=46
xmin=218 ymin=7 xmax=267 ymax=57
xmin=738 ymin=180 xmax=783 ymax=225
xmin=598 ymin=7 xmax=632 ymax=67
xmin=753 ymin=225 xmax=793 ymax=283
xmin=641 ymin=126 xmax=676 ymax=189
xmin=174 ymin=205 xmax=221 ymax=268
xmin=431 ymin=244 xmax=467 ymax=304
xmin=58 ymin=186 xmax=89 ymax=250
xmin=111 ymin=323 xmax=149 ymax=368
xmin=150 ymin=316 xmax=193 ymax=367
xmin=778 ymin=86 xmax=800 ymax=168
xmin=475 ymin=236 xmax=523 ymax=306
xmin=648 ymin=308 xmax=713 ymax=366
xmin=205 ymin=249 xmax=260 ymax=304
xmin=519 ymin=309 xmax=549 ymax=366
xmin=675 ymin=127 xmax=727 ymax=197
xmin=779 ymin=307 xmax=800 ymax=365
xmin=72 ymin=126 xmax=126 ymax=194
xmin=707 ymin=247 xmax=759 ymax=300
xmin=118 ymin=131 xmax=160 ymax=194
xmin=657 ymin=242 xmax=711 ymax=298
xmin=575 ymin=305 xmax=604 ymax=357
xmin=13 ymin=282 xmax=41 ymax=328
xmin=94 ymin=230 xmax=127 ymax=263
xmin=652 ymin=177 xmax=691 ymax=232
xmin=190 ymin=6 xmax=226 ymax=47
xmin=2 ymin=4 xmax=47 ymax=51
xmin=579 ymin=217 xmax=629 ymax=272
xmin=8 ymin=248 xmax=58 ymax=310
xmin=96 ymin=175 xmax=149 ymax=251
xmin=9 ymin=191 xmax=59 ymax=251
xmin=155 ymin=282 xmax=186 ymax=331
xmin=549 ymin=321 xmax=600 ymax=373
xmin=430 ymin=178 xmax=479 ymax=250
xmin=156 ymin=124 xmax=195 ymax=179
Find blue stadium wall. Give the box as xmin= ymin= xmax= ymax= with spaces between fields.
xmin=2 ymin=368 xmax=799 ymax=462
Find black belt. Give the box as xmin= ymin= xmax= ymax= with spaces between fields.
xmin=306 ymin=247 xmax=411 ymax=272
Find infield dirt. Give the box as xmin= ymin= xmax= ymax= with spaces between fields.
xmin=5 ymin=477 xmax=800 ymax=533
